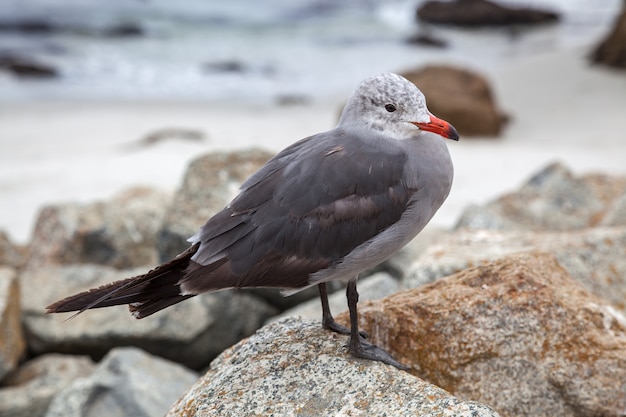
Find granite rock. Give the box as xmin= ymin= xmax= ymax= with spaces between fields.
xmin=166 ymin=317 xmax=500 ymax=417
xmin=45 ymin=347 xmax=197 ymax=417
xmin=0 ymin=267 xmax=25 ymax=381
xmin=26 ymin=187 xmax=170 ymax=269
xmin=339 ymin=253 xmax=626 ymax=417
xmin=602 ymin=191 xmax=626 ymax=226
xmin=0 ymin=354 xmax=95 ymax=417
xmin=0 ymin=230 xmax=25 ymax=269
xmin=455 ymin=162 xmax=626 ymax=231
xmin=403 ymin=227 xmax=626 ymax=313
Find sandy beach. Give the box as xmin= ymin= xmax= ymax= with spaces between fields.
xmin=1 ymin=46 xmax=626 ymax=244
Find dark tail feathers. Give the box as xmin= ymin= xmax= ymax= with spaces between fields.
xmin=46 ymin=244 xmax=199 ymax=319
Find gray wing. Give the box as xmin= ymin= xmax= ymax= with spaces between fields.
xmin=181 ymin=128 xmax=416 ymax=292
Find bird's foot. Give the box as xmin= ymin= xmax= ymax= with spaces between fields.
xmin=323 ymin=317 xmax=368 ymax=339
xmin=349 ymin=337 xmax=409 ymax=371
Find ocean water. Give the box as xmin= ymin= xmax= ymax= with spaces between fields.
xmin=0 ymin=0 xmax=621 ymax=102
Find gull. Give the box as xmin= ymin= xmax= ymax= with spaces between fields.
xmin=47 ymin=73 xmax=459 ymax=370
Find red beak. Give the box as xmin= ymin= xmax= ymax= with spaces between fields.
xmin=412 ymin=114 xmax=459 ymax=141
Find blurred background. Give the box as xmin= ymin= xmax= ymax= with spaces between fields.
xmin=0 ymin=0 xmax=620 ymax=101
xmin=1 ymin=0 xmax=625 ymax=244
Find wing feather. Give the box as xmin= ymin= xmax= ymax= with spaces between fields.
xmin=186 ymin=128 xmax=415 ymax=291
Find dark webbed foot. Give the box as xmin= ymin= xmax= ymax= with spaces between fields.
xmin=345 ymin=278 xmax=409 ymax=371
xmin=322 ymin=315 xmax=368 ymax=338
xmin=349 ymin=334 xmax=409 ymax=371
xmin=318 ymin=283 xmax=368 ymax=338
xmin=322 ymin=315 xmax=351 ymax=335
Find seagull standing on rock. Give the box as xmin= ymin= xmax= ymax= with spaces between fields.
xmin=47 ymin=73 xmax=459 ymax=370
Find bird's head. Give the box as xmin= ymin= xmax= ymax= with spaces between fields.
xmin=338 ymin=73 xmax=459 ymax=142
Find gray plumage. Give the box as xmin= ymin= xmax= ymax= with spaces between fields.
xmin=47 ymin=73 xmax=458 ymax=369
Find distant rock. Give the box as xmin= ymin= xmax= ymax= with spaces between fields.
xmin=157 ymin=149 xmax=272 ymax=262
xmin=0 ymin=19 xmax=143 ymax=38
xmin=21 ymin=264 xmax=278 ymax=370
xmin=45 ymin=347 xmax=197 ymax=417
xmin=101 ymin=22 xmax=143 ymax=38
xmin=455 ymin=162 xmax=626 ymax=230
xmin=275 ymin=93 xmax=311 ymax=106
xmin=203 ymin=60 xmax=275 ymax=76
xmin=0 ymin=230 xmax=25 ymax=269
xmin=135 ymin=127 xmax=206 ymax=148
xmin=0 ymin=53 xmax=58 ymax=79
xmin=0 ymin=267 xmax=25 ymax=381
xmin=340 ymin=253 xmax=626 ymax=417
xmin=405 ymin=32 xmax=448 ymax=48
xmin=203 ymin=60 xmax=247 ymax=73
xmin=402 ymin=65 xmax=507 ymax=136
xmin=0 ymin=19 xmax=54 ymax=34
xmin=403 ymin=227 xmax=626 ymax=313
xmin=603 ymin=191 xmax=626 ymax=226
xmin=166 ymin=317 xmax=500 ymax=417
xmin=417 ymin=0 xmax=559 ymax=27
xmin=0 ymin=354 xmax=95 ymax=417
xmin=26 ymin=187 xmax=171 ymax=270
xmin=591 ymin=1 xmax=626 ymax=69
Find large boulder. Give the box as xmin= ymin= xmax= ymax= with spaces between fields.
xmin=0 ymin=230 xmax=25 ymax=269
xmin=45 ymin=347 xmax=197 ymax=417
xmin=339 ymin=253 xmax=626 ymax=417
xmin=403 ymin=227 xmax=626 ymax=313
xmin=21 ymin=264 xmax=278 ymax=370
xmin=0 ymin=53 xmax=58 ymax=78
xmin=0 ymin=354 xmax=95 ymax=417
xmin=456 ymin=162 xmax=626 ymax=231
xmin=0 ymin=267 xmax=25 ymax=381
xmin=402 ymin=65 xmax=507 ymax=136
xmin=166 ymin=317 xmax=499 ymax=417
xmin=417 ymin=0 xmax=559 ymax=27
xmin=26 ymin=187 xmax=170 ymax=270
xmin=591 ymin=1 xmax=626 ymax=69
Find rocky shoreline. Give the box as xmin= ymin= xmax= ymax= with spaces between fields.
xmin=1 ymin=150 xmax=625 ymax=416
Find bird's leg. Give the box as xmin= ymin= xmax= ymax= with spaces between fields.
xmin=346 ymin=278 xmax=409 ymax=371
xmin=318 ymin=283 xmax=367 ymax=338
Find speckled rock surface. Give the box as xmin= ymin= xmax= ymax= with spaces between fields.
xmin=0 ymin=267 xmax=25 ymax=381
xmin=166 ymin=317 xmax=500 ymax=417
xmin=403 ymin=227 xmax=626 ymax=313
xmin=22 ymin=264 xmax=277 ymax=369
xmin=0 ymin=354 xmax=95 ymax=417
xmin=341 ymin=253 xmax=626 ymax=417
xmin=455 ymin=162 xmax=626 ymax=231
xmin=45 ymin=347 xmax=197 ymax=417
xmin=0 ymin=230 xmax=25 ymax=269
xmin=26 ymin=187 xmax=170 ymax=270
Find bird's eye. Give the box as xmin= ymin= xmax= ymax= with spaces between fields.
xmin=385 ymin=103 xmax=396 ymax=112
